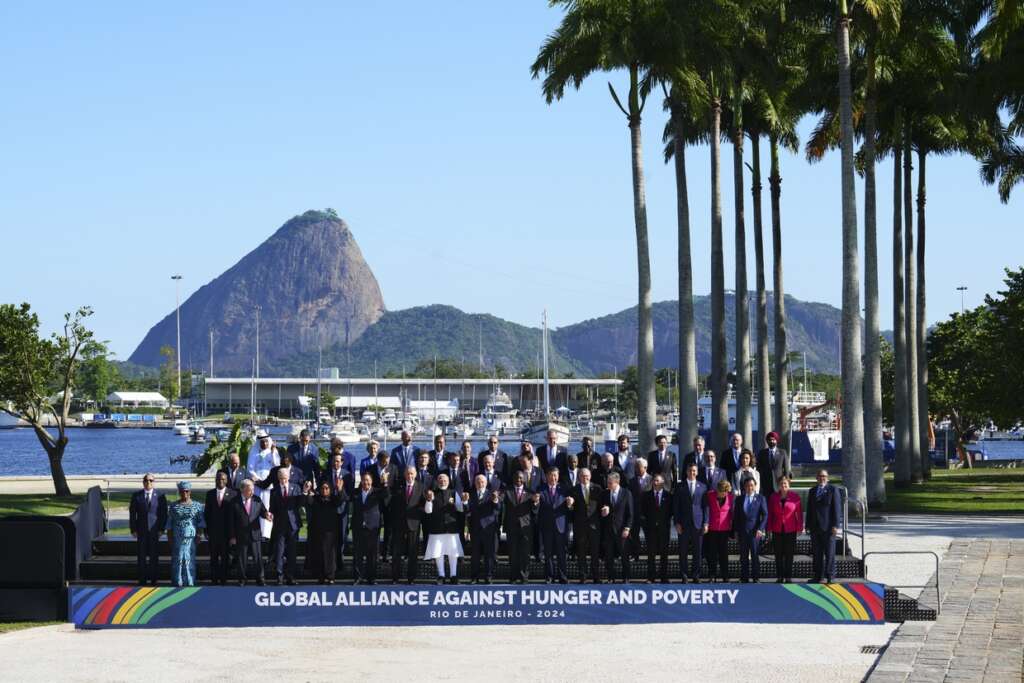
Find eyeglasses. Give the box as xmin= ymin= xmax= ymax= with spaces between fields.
xmin=143 ymin=478 xmax=155 ymax=483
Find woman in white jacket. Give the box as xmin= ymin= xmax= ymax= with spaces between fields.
xmin=732 ymin=449 xmax=761 ymax=494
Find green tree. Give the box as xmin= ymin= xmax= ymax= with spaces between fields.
xmin=0 ymin=304 xmax=96 ymax=495
xmin=77 ymin=344 xmax=119 ymax=404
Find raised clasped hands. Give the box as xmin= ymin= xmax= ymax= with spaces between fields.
xmin=425 ymin=490 xmax=434 ymax=502
xmin=600 ymin=505 xmax=610 ymax=517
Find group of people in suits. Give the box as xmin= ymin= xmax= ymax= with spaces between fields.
xmin=130 ymin=428 xmax=845 ymax=586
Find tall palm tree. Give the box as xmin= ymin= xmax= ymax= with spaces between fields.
xmin=531 ymin=0 xmax=671 ymax=455
xmin=731 ymin=82 xmax=753 ymax=450
xmin=710 ymin=80 xmax=730 ymax=452
xmin=837 ymin=0 xmax=867 ymax=505
xmin=902 ymin=127 xmax=922 ymax=483
xmin=750 ymin=123 xmax=772 ymax=444
xmin=892 ymin=130 xmax=912 ymax=487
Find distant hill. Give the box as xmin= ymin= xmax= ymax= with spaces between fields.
xmin=276 ymin=304 xmax=583 ymax=377
xmin=128 ymin=210 xmax=385 ymax=373
xmin=552 ymin=292 xmax=844 ymax=375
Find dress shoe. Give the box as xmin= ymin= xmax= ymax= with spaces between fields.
xmin=692 ymin=578 xmax=701 ymax=584
xmin=327 ymin=579 xmax=335 ymax=585
xmin=558 ymin=578 xmax=568 ymax=585
xmin=680 ymin=577 xmax=688 ymax=584
xmin=276 ymin=578 xmax=284 ymax=586
xmin=448 ymin=577 xmax=458 ymax=585
xmin=367 ymin=580 xmax=376 ymax=585
xmin=257 ymin=578 xmax=266 ymax=586
xmin=406 ymin=579 xmax=415 ymax=585
xmin=483 ymin=578 xmax=492 ymax=585
xmin=353 ymin=579 xmax=363 ymax=585
xmin=435 ymin=577 xmax=444 ymax=585
xmin=286 ymin=579 xmax=296 ymax=586
xmin=237 ymin=581 xmax=246 ymax=587
xmin=752 ymin=578 xmax=759 ymax=583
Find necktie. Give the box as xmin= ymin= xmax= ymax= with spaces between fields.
xmin=146 ymin=493 xmax=152 ymax=509
xmin=583 ymin=487 xmax=589 ymax=505
xmin=612 ymin=490 xmax=618 ymax=505
xmin=406 ymin=484 xmax=412 ymax=499
xmin=656 ymin=491 xmax=661 ymax=507
xmin=689 ymin=482 xmax=695 ymax=497
xmin=218 ymin=490 xmax=223 ymax=506
xmin=516 ymin=489 xmax=522 ymax=503
xmin=550 ymin=486 xmax=555 ymax=499
xmin=283 ymin=486 xmax=288 ymax=501
xmin=244 ymin=499 xmax=251 ymax=515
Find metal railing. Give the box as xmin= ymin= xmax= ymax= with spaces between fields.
xmin=863 ymin=550 xmax=941 ymax=615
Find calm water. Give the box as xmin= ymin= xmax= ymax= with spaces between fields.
xmin=0 ymin=427 xmax=607 ymax=477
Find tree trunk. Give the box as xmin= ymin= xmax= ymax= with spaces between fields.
xmin=733 ymin=117 xmax=752 ymax=451
xmin=903 ymin=127 xmax=922 ymax=483
xmin=627 ymin=70 xmax=657 ymax=457
xmin=769 ymin=133 xmax=790 ymax=449
xmin=862 ymin=45 xmax=885 ymax=505
xmin=916 ymin=148 xmax=931 ymax=479
xmin=31 ymin=422 xmax=72 ymax=496
xmin=751 ymin=132 xmax=772 ymax=446
xmin=892 ymin=140 xmax=911 ymax=488
xmin=673 ymin=110 xmax=699 ymax=444
xmin=711 ymin=96 xmax=729 ymax=452
xmin=838 ymin=13 xmax=866 ymax=506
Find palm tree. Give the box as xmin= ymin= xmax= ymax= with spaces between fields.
xmin=731 ymin=82 xmax=753 ymax=450
xmin=710 ymin=80 xmax=730 ymax=452
xmin=891 ymin=128 xmax=912 ymax=488
xmin=837 ymin=0 xmax=867 ymax=505
xmin=531 ymin=0 xmax=669 ymax=455
xmin=749 ymin=122 xmax=772 ymax=444
xmin=902 ymin=126 xmax=923 ymax=483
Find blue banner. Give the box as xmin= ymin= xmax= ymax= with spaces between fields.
xmin=70 ymin=583 xmax=885 ymax=629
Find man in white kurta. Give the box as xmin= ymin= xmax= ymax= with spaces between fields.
xmin=248 ymin=431 xmax=280 ymax=539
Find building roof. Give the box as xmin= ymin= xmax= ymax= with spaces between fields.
xmin=106 ymin=391 xmax=168 ymax=402
xmin=206 ymin=377 xmax=621 ymax=386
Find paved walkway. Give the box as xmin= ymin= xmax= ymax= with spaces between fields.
xmin=869 ymin=538 xmax=1024 ymax=682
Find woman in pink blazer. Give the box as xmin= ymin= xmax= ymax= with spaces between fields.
xmin=767 ymin=476 xmax=803 ymax=583
xmin=705 ymin=479 xmax=735 ymax=582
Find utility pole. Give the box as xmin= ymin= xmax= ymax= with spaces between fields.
xmin=209 ymin=327 xmax=214 ymax=378
xmin=956 ymin=286 xmax=967 ymax=315
xmin=255 ymin=305 xmax=261 ymax=379
xmin=171 ymin=274 xmax=182 ymax=404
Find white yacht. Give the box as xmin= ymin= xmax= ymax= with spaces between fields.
xmin=172 ymin=419 xmax=189 ymax=436
xmin=329 ymin=420 xmax=371 ymax=445
xmin=481 ymin=387 xmax=520 ymax=433
xmin=523 ymin=310 xmax=571 ymax=447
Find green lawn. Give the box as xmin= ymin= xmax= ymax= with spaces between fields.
xmin=0 ymin=621 xmax=63 ymax=634
xmin=878 ymin=468 xmax=1024 ymax=514
xmin=0 ymin=492 xmax=132 ymax=517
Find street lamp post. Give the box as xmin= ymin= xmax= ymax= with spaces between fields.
xmin=956 ymin=286 xmax=967 ymax=315
xmin=255 ymin=305 xmax=261 ymax=380
xmin=171 ymin=275 xmax=182 ymax=405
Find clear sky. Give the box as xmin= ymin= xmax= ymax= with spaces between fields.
xmin=1 ymin=1 xmax=1020 ymax=360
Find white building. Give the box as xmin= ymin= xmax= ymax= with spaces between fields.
xmin=105 ymin=391 xmax=169 ymax=408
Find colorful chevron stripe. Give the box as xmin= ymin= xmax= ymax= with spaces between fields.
xmin=782 ymin=582 xmax=884 ymax=622
xmin=71 ymin=587 xmax=202 ymax=626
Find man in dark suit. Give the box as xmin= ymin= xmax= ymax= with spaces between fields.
xmin=535 ymin=467 xmax=572 ymax=584
xmin=467 ymin=474 xmax=502 ymax=583
xmin=593 ymin=453 xmax=622 ymax=490
xmin=269 ymin=469 xmax=306 ymax=584
xmin=641 ymin=474 xmax=673 ymax=583
xmin=368 ymin=448 xmax=400 ymax=562
xmin=442 ymin=451 xmax=471 ymax=493
xmin=576 ymin=436 xmax=600 ymax=471
xmin=229 ymin=479 xmax=271 ymax=586
xmin=572 ymin=467 xmax=603 ymax=583
xmin=722 ymin=433 xmax=745 ymax=482
xmin=600 ymin=473 xmax=633 ymax=582
xmin=698 ymin=450 xmax=726 ymax=492
xmin=288 ymin=429 xmax=321 ymax=490
xmin=806 ymin=469 xmax=843 ymax=583
xmin=428 ymin=434 xmax=453 ymax=473
xmin=129 ymin=473 xmax=167 ymax=585
xmin=561 ymin=453 xmax=583 ymax=491
xmin=351 ymin=471 xmax=390 ymax=584
xmin=673 ymin=463 xmax=708 ymax=583
xmin=390 ymin=466 xmax=425 ymax=584
xmin=756 ymin=431 xmax=792 ymax=499
xmin=220 ymin=453 xmax=246 ymax=491
xmin=322 ymin=451 xmax=354 ymax=575
xmin=203 ymin=470 xmax=237 ymax=585
xmin=258 ymin=452 xmax=306 ymax=492
xmin=681 ymin=436 xmax=707 ymax=472
xmin=733 ymin=477 xmax=769 ymax=582
xmin=516 ymin=454 xmax=543 ymax=492
xmin=647 ymin=434 xmax=678 ymax=491
xmin=457 ymin=441 xmax=480 ymax=484
xmin=477 ymin=435 xmax=510 ymax=483
xmin=391 ymin=430 xmax=421 ymax=472
xmin=503 ymin=471 xmax=536 ymax=584
xmin=414 ymin=451 xmax=436 ymax=488
xmin=537 ymin=430 xmax=566 ymax=472
xmin=479 ymin=453 xmax=505 ymax=491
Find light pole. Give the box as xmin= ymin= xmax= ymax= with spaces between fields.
xmin=956 ymin=286 xmax=967 ymax=315
xmin=255 ymin=305 xmax=261 ymax=380
xmin=171 ymin=275 xmax=182 ymax=405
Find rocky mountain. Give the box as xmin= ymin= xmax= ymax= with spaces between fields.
xmin=553 ymin=293 xmax=844 ymax=375
xmin=128 ymin=210 xmax=385 ymax=373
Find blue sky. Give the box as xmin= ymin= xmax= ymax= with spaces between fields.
xmin=1 ymin=1 xmax=1020 ymax=360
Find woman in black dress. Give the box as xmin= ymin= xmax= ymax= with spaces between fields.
xmin=307 ymin=481 xmax=345 ymax=584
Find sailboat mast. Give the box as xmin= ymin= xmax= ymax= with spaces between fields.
xmin=542 ymin=310 xmax=551 ymax=418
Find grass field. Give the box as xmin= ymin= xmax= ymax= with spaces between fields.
xmin=0 ymin=492 xmax=132 ymax=517
xmin=879 ymin=467 xmax=1024 ymax=514
xmin=0 ymin=622 xmax=62 ymax=634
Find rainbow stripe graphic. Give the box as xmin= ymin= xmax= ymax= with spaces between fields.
xmin=71 ymin=587 xmax=202 ymax=627
xmin=782 ymin=582 xmax=884 ymax=622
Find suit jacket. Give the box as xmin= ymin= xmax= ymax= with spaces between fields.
xmin=427 ymin=488 xmax=463 ymax=535
xmin=756 ymin=447 xmax=792 ymax=496
xmin=560 ymin=466 xmax=584 ymax=492
xmin=258 ymin=465 xmax=305 ymax=492
xmin=575 ymin=450 xmax=601 ymax=471
xmin=612 ymin=451 xmax=637 ymax=481
xmin=287 ymin=443 xmax=321 ymax=486
xmin=698 ymin=466 xmax=727 ymax=493
xmin=428 ymin=449 xmax=454 ymax=473
xmin=672 ymin=479 xmax=709 ymax=530
xmin=592 ymin=465 xmax=622 ymax=490
xmin=322 ymin=466 xmax=354 ymax=515
xmin=220 ymin=466 xmax=247 ymax=491
xmin=269 ymin=482 xmax=305 ymax=533
xmin=414 ymin=467 xmax=435 ymax=490
xmin=536 ymin=483 xmax=571 ymax=535
xmin=391 ymin=443 xmax=422 ymax=471
xmin=503 ymin=487 xmax=536 ymax=532
xmin=390 ymin=480 xmax=426 ymax=531
xmin=203 ymin=487 xmax=237 ymax=541
xmin=571 ymin=482 xmax=604 ymax=531
xmin=733 ymin=493 xmax=769 ymax=534
xmin=439 ymin=465 xmax=471 ymax=492
xmin=466 ymin=488 xmax=502 ymax=534
xmin=477 ymin=449 xmax=510 ymax=482
xmin=480 ymin=469 xmax=505 ymax=492
xmin=351 ymin=487 xmax=390 ymax=531
xmin=682 ymin=450 xmax=706 ymax=471
xmin=601 ymin=487 xmax=633 ymax=536
xmin=517 ymin=468 xmax=543 ymax=493
xmin=721 ymin=448 xmax=745 ymax=480
xmin=646 ymin=449 xmax=679 ymax=490
xmin=805 ymin=484 xmax=842 ymax=533
xmin=368 ymin=462 xmax=401 ymax=490
xmin=536 ymin=445 xmax=566 ymax=472
xmin=129 ymin=490 xmax=168 ymax=535
xmin=641 ymin=489 xmax=674 ymax=534
xmin=229 ymin=495 xmax=268 ymax=544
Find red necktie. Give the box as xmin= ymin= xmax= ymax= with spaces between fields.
xmin=407 ymin=484 xmax=412 ymax=499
